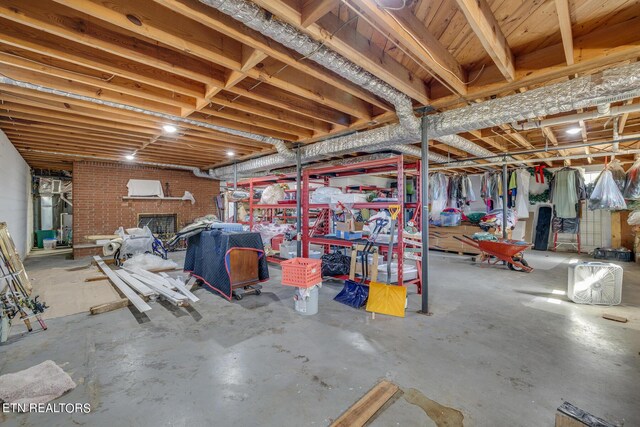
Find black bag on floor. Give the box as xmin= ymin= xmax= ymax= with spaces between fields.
xmin=534 ymin=206 xmax=552 ymax=250
xmin=321 ymin=252 xmax=351 ymax=276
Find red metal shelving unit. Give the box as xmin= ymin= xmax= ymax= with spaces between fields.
xmin=229 ymin=174 xmax=325 ymax=264
xmin=301 ymin=155 xmax=421 ymax=291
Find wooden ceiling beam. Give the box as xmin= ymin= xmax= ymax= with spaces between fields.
xmin=0 ymin=64 xmax=184 ymax=115
xmin=0 ymin=2 xmax=223 ymax=87
xmin=6 ymin=134 xmax=231 ymax=162
xmin=0 ymin=21 xmax=204 ymax=98
xmin=187 ymin=110 xmax=301 ymax=141
xmin=0 ymin=87 xmax=286 ymax=147
xmin=619 ymin=99 xmax=634 ymax=134
xmin=541 ymin=126 xmax=570 ymax=165
xmin=301 ymin=0 xmax=337 ymax=28
xmin=241 ymin=46 xmax=268 ymax=72
xmin=3 ymin=125 xmax=255 ymax=158
xmin=499 ymin=125 xmax=553 ymax=166
xmin=51 ymin=0 xmax=242 ymax=69
xmin=153 ymin=0 xmax=391 ymax=111
xmin=0 ymin=51 xmax=197 ymax=110
xmin=225 ymin=82 xmax=350 ymax=127
xmin=53 ymin=0 xmax=363 ymax=121
xmin=578 ymin=115 xmax=592 ymax=164
xmin=554 ymin=0 xmax=574 ymax=66
xmin=432 ymin=16 xmax=640 ymax=108
xmin=195 ymin=106 xmax=314 ymax=138
xmin=248 ymin=58 xmax=371 ymax=120
xmin=11 ymin=140 xmax=222 ymax=166
xmin=0 ymin=105 xmax=262 ymax=151
xmin=347 ymin=0 xmax=467 ymax=96
xmin=209 ymin=94 xmax=332 ymax=134
xmin=454 ymin=0 xmax=515 ymax=82
xmin=251 ymin=0 xmax=430 ymax=105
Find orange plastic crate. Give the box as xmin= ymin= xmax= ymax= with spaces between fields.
xmin=281 ymin=257 xmax=322 ymax=288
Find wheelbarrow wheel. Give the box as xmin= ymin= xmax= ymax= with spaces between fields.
xmin=508 ymin=257 xmax=529 ymax=272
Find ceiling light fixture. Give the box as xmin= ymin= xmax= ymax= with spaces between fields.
xmin=227 ymin=151 xmax=235 ymax=157
xmin=566 ymin=127 xmax=581 ymax=135
xmin=125 ymin=154 xmax=136 ymax=160
xmin=162 ymin=124 xmax=177 ymax=133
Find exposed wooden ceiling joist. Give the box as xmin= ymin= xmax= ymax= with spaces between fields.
xmin=453 ymin=0 xmax=516 ymax=81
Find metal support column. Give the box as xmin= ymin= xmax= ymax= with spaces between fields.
xmin=502 ymin=161 xmax=508 ymax=239
xmin=296 ymin=147 xmax=302 ymax=257
xmin=233 ymin=161 xmax=238 ymax=223
xmin=420 ymin=114 xmax=430 ymax=314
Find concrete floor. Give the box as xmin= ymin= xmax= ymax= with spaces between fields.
xmin=1 ymin=250 xmax=639 ymax=426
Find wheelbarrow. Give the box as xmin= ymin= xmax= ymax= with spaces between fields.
xmin=453 ymin=235 xmax=533 ymax=272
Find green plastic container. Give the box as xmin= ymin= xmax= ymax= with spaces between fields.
xmin=36 ymin=230 xmax=56 ymax=249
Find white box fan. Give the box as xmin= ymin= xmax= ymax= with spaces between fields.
xmin=568 ymin=262 xmax=623 ymax=305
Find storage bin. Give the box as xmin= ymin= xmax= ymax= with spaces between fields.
xmin=593 ymin=248 xmax=633 ymax=262
xmin=43 ymin=238 xmax=57 ymax=250
xmin=377 ymin=263 xmax=418 ymax=284
xmin=281 ymin=258 xmax=322 ymax=288
xmin=440 ymin=212 xmax=461 ymax=227
xmin=336 ymin=230 xmax=362 ymax=240
xmin=35 ymin=230 xmax=56 ymax=249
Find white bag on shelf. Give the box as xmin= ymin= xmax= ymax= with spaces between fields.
xmin=310 ymin=187 xmax=342 ymax=203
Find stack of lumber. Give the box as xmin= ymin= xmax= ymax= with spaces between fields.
xmin=91 ymin=256 xmax=198 ymax=315
xmin=428 ymin=225 xmax=483 ymax=255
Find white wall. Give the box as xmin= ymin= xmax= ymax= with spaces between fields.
xmin=0 ymin=130 xmax=32 ymax=258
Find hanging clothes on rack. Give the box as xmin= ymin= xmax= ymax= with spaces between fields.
xmin=549 ymin=167 xmax=586 ymax=218
xmin=481 ymin=171 xmax=503 ymax=211
xmin=447 ymin=173 xmax=477 ymax=209
xmin=549 ymin=167 xmax=586 ymax=236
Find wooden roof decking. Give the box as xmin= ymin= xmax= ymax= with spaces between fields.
xmin=0 ymin=0 xmax=637 ymax=171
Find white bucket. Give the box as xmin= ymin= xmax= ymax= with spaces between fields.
xmin=43 ymin=238 xmax=57 ymax=250
xmin=294 ymin=285 xmax=319 ymax=315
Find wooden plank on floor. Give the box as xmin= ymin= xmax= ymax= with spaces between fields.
xmin=85 ymin=266 xmax=180 ymax=282
xmin=90 ymin=298 xmax=129 ymax=315
xmin=602 ymin=313 xmax=628 ymax=323
xmin=115 ymin=269 xmax=156 ymax=297
xmin=93 ymin=256 xmax=152 ymax=312
xmin=331 ymin=380 xmax=399 ymax=427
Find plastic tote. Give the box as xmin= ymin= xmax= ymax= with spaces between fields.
xmin=294 ymin=284 xmax=319 ymax=315
xmin=43 ymin=238 xmax=57 ymax=250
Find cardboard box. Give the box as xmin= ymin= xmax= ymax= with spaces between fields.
xmin=336 ymin=213 xmax=364 ymax=232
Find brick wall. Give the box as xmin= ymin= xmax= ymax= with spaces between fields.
xmin=73 ymin=161 xmax=220 ymax=258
